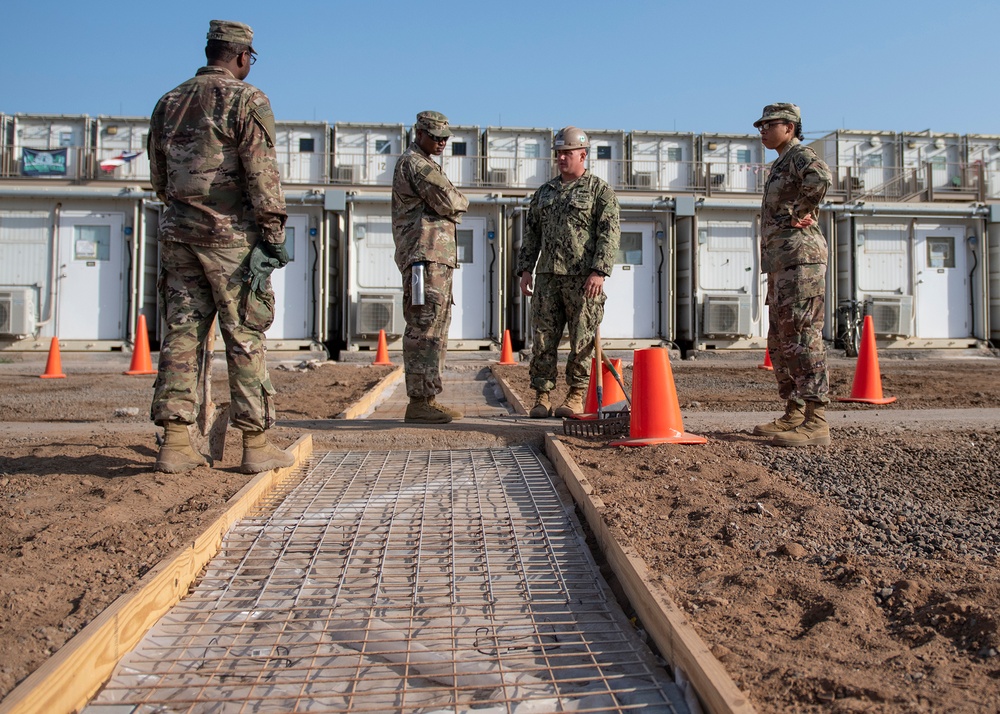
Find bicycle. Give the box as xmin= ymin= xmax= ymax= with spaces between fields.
xmin=837 ymin=299 xmax=866 ymax=357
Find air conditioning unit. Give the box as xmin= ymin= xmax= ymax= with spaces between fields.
xmin=355 ymin=294 xmax=405 ymax=337
xmin=710 ymin=173 xmax=726 ymax=187
xmin=0 ymin=287 xmax=37 ymax=337
xmin=334 ymin=165 xmax=358 ymax=183
xmin=487 ymin=169 xmax=509 ymax=186
xmin=702 ymin=295 xmax=752 ymax=336
xmin=632 ymin=172 xmax=654 ymax=188
xmin=867 ymin=296 xmax=912 ymax=337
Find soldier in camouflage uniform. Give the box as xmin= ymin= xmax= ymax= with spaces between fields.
xmin=752 ymin=103 xmax=833 ymax=447
xmin=391 ymin=111 xmax=470 ymax=424
xmin=148 ymin=20 xmax=295 ymax=474
xmin=516 ymin=127 xmax=621 ymax=418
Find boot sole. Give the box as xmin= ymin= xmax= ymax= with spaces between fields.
xmin=238 ymin=458 xmax=294 ymax=474
xmin=771 ymin=435 xmax=832 ymax=447
xmin=154 ymin=460 xmax=206 ymax=474
xmin=752 ymin=424 xmax=803 ymax=436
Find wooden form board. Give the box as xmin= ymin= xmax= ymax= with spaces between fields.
xmin=0 ymin=434 xmax=314 ymax=714
xmin=337 ymin=365 xmax=404 ymax=419
xmin=545 ymin=434 xmax=757 ymax=714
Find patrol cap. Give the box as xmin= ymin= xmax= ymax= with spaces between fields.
xmin=753 ymin=103 xmax=801 ymax=128
xmin=207 ymin=20 xmax=255 ymax=52
xmin=553 ymin=126 xmax=590 ymax=151
xmin=415 ymin=111 xmax=452 ymax=138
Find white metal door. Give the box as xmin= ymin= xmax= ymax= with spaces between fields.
xmin=448 ymin=217 xmax=487 ymax=340
xmin=58 ymin=212 xmax=125 ymax=340
xmin=914 ymin=224 xmax=968 ymax=338
xmin=267 ymin=215 xmax=311 ymax=340
xmin=696 ymin=219 xmax=760 ymax=337
xmin=602 ymin=223 xmax=655 ymax=339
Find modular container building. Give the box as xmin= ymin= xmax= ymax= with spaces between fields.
xmin=481 ymin=127 xmax=553 ymax=190
xmin=833 ymin=208 xmax=987 ymax=349
xmin=582 ymin=129 xmax=627 ymax=191
xmin=11 ymin=114 xmax=92 ymax=180
xmin=626 ymin=131 xmax=697 ymax=192
xmin=899 ymin=131 xmax=967 ymax=198
xmin=403 ymin=123 xmax=482 ymax=190
xmin=275 ymin=121 xmax=329 ymax=185
xmin=94 ymin=115 xmax=151 ymax=182
xmin=697 ymin=134 xmax=765 ymax=194
xmin=963 ymin=134 xmax=1000 ymax=200
xmin=331 ymin=123 xmax=406 ymax=187
xmin=0 ymin=190 xmax=150 ymax=351
xmin=808 ymin=129 xmax=899 ymax=199
xmin=1 ymin=114 xmax=13 ymax=178
xmin=674 ymin=197 xmax=772 ymax=351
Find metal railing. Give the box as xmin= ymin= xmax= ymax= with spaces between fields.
xmin=5 ymin=144 xmax=1000 ymax=202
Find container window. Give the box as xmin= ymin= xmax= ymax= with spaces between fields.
xmin=456 ymin=229 xmax=474 ymax=264
xmin=930 ymin=156 xmax=947 ymax=171
xmin=299 ymin=138 xmax=315 ymax=153
xmin=375 ymin=140 xmax=391 ymax=155
xmin=452 ymin=142 xmax=467 ymax=156
xmin=736 ymin=149 xmax=751 ymax=164
xmin=523 ymin=142 xmax=540 ymax=159
xmin=666 ymin=147 xmax=682 ymax=161
xmin=73 ymin=225 xmax=110 ymax=261
xmin=864 ymin=153 xmax=883 ymax=168
xmin=59 ymin=131 xmax=74 ymax=147
xmin=596 ymin=146 xmax=612 ymax=160
xmin=615 ymin=231 xmax=643 ymax=265
xmin=926 ymin=236 xmax=954 ymax=269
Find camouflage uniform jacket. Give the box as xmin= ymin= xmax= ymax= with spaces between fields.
xmin=760 ymin=141 xmax=832 ymax=273
xmin=391 ymin=142 xmax=469 ymax=272
xmin=149 ymin=66 xmax=287 ymax=248
xmin=516 ymin=171 xmax=620 ymax=277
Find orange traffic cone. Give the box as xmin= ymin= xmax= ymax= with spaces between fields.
xmin=39 ymin=337 xmax=66 ymax=379
xmin=572 ymin=357 xmax=627 ymax=420
xmin=373 ymin=329 xmax=392 ymax=365
xmin=610 ymin=348 xmax=706 ymax=446
xmin=498 ymin=329 xmax=516 ymax=364
xmin=758 ymin=349 xmax=773 ymax=370
xmin=837 ymin=315 xmax=896 ymax=405
xmin=125 ymin=314 xmax=157 ymax=376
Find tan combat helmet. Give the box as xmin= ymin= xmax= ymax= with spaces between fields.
xmin=553 ymin=126 xmax=590 ymax=151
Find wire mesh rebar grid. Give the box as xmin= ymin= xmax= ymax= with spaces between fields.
xmin=86 ymin=447 xmax=687 ymax=714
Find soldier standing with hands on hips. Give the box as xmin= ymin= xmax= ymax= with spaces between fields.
xmin=148 ymin=20 xmax=295 ymax=474
xmin=516 ymin=127 xmax=620 ymax=418
xmin=392 ymin=111 xmax=470 ymax=424
xmin=752 ymin=103 xmax=833 ymax=447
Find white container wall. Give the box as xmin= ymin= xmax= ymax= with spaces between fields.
xmin=482 ymin=128 xmax=552 ymax=189
xmin=582 ymin=129 xmax=626 ymax=190
xmin=13 ymin=114 xmax=91 ymax=180
xmin=627 ymin=131 xmax=696 ymax=191
xmin=964 ymin=134 xmax=1000 ymax=199
xmin=436 ymin=125 xmax=481 ymax=189
xmin=900 ymin=132 xmax=963 ymax=192
xmin=348 ymin=205 xmax=403 ymax=341
xmin=808 ymin=130 xmax=898 ymax=197
xmin=265 ymin=208 xmax=321 ymax=344
xmin=693 ymin=210 xmax=766 ymax=346
xmin=95 ymin=116 xmax=151 ymax=181
xmin=0 ymin=207 xmax=52 ymax=339
xmin=601 ymin=217 xmax=660 ymax=341
xmin=333 ymin=123 xmax=405 ymax=186
xmin=1 ymin=114 xmax=13 ymax=177
xmin=699 ymin=135 xmax=764 ymax=193
xmin=275 ymin=121 xmax=328 ymax=184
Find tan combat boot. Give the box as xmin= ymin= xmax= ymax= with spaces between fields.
xmin=528 ymin=391 xmax=552 ymax=418
xmin=155 ymin=421 xmax=208 ymax=474
xmin=428 ymin=396 xmax=463 ymax=420
xmin=240 ymin=431 xmax=295 ymax=473
xmin=772 ymin=402 xmax=831 ymax=447
xmin=405 ymin=397 xmax=453 ymax=424
xmin=752 ymin=400 xmax=806 ymax=436
xmin=553 ymin=387 xmax=587 ymax=418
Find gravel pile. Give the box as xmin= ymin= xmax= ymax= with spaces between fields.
xmin=755 ymin=427 xmax=1000 ymax=561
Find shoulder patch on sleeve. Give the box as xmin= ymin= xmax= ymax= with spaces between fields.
xmin=417 ymin=164 xmax=434 ymax=179
xmin=249 ymin=95 xmax=276 ymax=147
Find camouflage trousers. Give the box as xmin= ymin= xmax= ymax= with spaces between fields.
xmin=151 ymin=240 xmax=277 ymax=432
xmin=766 ymin=265 xmax=829 ymax=404
xmin=401 ymin=262 xmax=453 ymax=398
xmin=528 ymin=273 xmax=606 ymax=393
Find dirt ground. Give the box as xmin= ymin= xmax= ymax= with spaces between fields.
xmin=2 ymin=350 xmax=1000 ymax=712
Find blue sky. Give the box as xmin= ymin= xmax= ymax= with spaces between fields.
xmin=3 ymin=0 xmax=999 ymax=139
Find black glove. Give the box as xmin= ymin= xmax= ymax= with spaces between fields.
xmin=246 ymin=242 xmax=291 ymax=293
